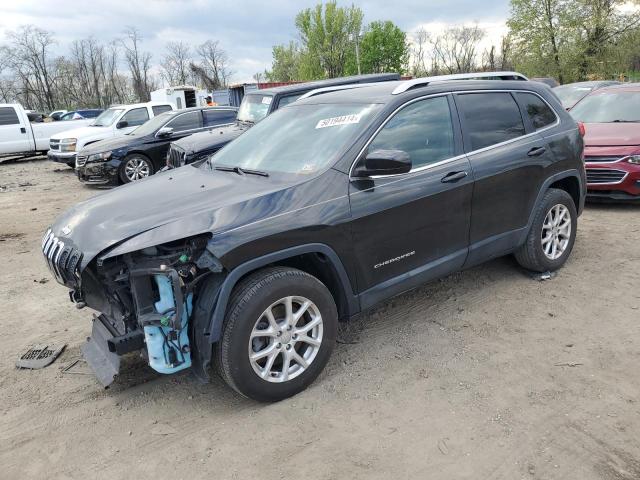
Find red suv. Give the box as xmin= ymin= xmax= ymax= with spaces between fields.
xmin=570 ymin=84 xmax=640 ymax=201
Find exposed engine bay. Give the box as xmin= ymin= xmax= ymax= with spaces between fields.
xmin=70 ymin=235 xmax=222 ymax=386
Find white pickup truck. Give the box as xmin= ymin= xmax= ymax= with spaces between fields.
xmin=0 ymin=104 xmax=94 ymax=157
xmin=47 ymin=101 xmax=175 ymax=166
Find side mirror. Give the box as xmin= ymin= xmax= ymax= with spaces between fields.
xmin=353 ymin=149 xmax=412 ymax=177
xmin=157 ymin=127 xmax=174 ymax=137
xmin=116 ymin=120 xmax=128 ymax=129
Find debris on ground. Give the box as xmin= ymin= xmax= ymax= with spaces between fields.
xmin=16 ymin=344 xmax=66 ymax=369
xmin=34 ymin=278 xmax=49 ymax=284
xmin=60 ymin=359 xmax=93 ymax=376
xmin=532 ymin=271 xmax=556 ymax=281
xmin=554 ymin=362 xmax=583 ymax=367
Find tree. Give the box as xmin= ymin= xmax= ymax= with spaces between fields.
xmin=121 ymin=26 xmax=155 ymax=101
xmin=161 ymin=41 xmax=192 ymax=86
xmin=192 ymin=40 xmax=232 ymax=89
xmin=430 ymin=25 xmax=486 ymax=74
xmin=295 ymin=1 xmax=364 ymax=78
xmin=409 ymin=27 xmax=429 ymax=77
xmin=508 ymin=0 xmax=571 ymax=83
xmin=265 ymin=41 xmax=302 ymax=82
xmin=359 ymin=21 xmax=409 ymax=74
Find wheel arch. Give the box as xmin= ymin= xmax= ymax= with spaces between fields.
xmin=527 ymin=170 xmax=584 ymax=229
xmin=207 ymin=243 xmax=359 ymax=343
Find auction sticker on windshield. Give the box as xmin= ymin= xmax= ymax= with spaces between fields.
xmin=261 ymin=96 xmax=272 ymax=105
xmin=315 ymin=114 xmax=361 ymax=129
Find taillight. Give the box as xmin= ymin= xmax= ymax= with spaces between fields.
xmin=578 ymin=122 xmax=586 ymax=137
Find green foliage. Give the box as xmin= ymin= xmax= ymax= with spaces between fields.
xmin=508 ymin=0 xmax=640 ymax=83
xmin=265 ymin=42 xmax=302 ymax=82
xmin=359 ymin=21 xmax=409 ymax=74
xmin=295 ymin=1 xmax=363 ymax=79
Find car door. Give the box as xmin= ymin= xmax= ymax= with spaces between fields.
xmin=0 ymin=106 xmax=31 ymax=154
xmin=348 ymin=94 xmax=473 ymax=309
xmin=454 ymin=91 xmax=555 ymax=267
xmin=145 ymin=110 xmax=204 ymax=167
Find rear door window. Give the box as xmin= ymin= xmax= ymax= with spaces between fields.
xmin=166 ymin=111 xmax=202 ymax=132
xmin=367 ymin=95 xmax=455 ymax=169
xmin=152 ymin=105 xmax=173 ymax=116
xmin=203 ymin=109 xmax=237 ymax=127
xmin=121 ymin=107 xmax=150 ymax=127
xmin=516 ymin=92 xmax=557 ymax=130
xmin=456 ymin=92 xmax=526 ymax=151
xmin=0 ymin=107 xmax=20 ymax=126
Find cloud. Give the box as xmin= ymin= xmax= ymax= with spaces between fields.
xmin=0 ymin=0 xmax=510 ymax=83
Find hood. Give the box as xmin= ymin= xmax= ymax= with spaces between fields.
xmin=50 ymin=125 xmax=109 ymax=141
xmin=583 ymin=122 xmax=640 ymax=147
xmin=174 ymin=123 xmax=249 ymax=154
xmin=79 ymin=134 xmax=143 ymax=155
xmin=49 ymin=164 xmax=300 ymax=270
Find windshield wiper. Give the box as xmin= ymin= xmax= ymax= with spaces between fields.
xmin=611 ymin=119 xmax=640 ymax=123
xmin=214 ymin=165 xmax=269 ymax=177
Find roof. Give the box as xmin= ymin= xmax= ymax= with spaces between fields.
xmin=294 ymin=79 xmax=552 ymax=106
xmin=247 ymin=73 xmax=401 ymax=96
xmin=595 ymin=82 xmax=640 ymax=93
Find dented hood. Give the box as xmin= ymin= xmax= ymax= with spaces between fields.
xmin=50 ymin=164 xmax=298 ymax=270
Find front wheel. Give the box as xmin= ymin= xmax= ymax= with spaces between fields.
xmin=215 ymin=267 xmax=338 ymax=402
xmin=515 ymin=188 xmax=577 ymax=272
xmin=119 ymin=154 xmax=154 ymax=183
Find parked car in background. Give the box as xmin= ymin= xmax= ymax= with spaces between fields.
xmin=59 ymin=109 xmax=103 ymax=121
xmin=49 ymin=109 xmax=68 ymax=121
xmin=41 ymin=74 xmax=585 ymax=400
xmin=570 ymin=83 xmax=640 ymax=201
xmin=554 ymin=81 xmax=621 ymax=110
xmin=532 ymin=77 xmax=560 ymax=88
xmin=0 ymin=103 xmax=94 ymax=156
xmin=76 ymin=106 xmax=237 ymax=185
xmin=47 ymin=102 xmax=174 ymax=167
xmin=166 ymin=73 xmax=402 ymax=168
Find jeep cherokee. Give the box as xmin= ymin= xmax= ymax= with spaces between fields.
xmin=41 ymin=73 xmax=585 ymax=402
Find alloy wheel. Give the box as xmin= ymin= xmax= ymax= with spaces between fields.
xmin=124 ymin=157 xmax=150 ymax=181
xmin=248 ymin=296 xmax=323 ymax=383
xmin=541 ymin=203 xmax=572 ymax=260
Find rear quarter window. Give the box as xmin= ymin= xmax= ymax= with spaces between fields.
xmin=0 ymin=107 xmax=20 ymax=126
xmin=153 ymin=105 xmax=173 ymax=116
xmin=516 ymin=92 xmax=557 ymax=130
xmin=456 ymin=92 xmax=526 ymax=151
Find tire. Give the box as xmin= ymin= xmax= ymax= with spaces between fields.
xmin=215 ymin=267 xmax=338 ymax=402
xmin=119 ymin=154 xmax=154 ymax=183
xmin=514 ymin=188 xmax=577 ymax=272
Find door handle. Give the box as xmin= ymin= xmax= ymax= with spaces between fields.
xmin=527 ymin=146 xmax=546 ymax=157
xmin=441 ymin=171 xmax=468 ymax=183
xmin=20 ymin=127 xmax=26 ymax=134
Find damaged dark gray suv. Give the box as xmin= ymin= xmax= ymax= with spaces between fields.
xmin=42 ymin=72 xmax=586 ymax=402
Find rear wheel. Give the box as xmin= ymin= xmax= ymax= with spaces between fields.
xmin=515 ymin=188 xmax=577 ymax=272
xmin=119 ymin=154 xmax=154 ymax=183
xmin=216 ymin=267 xmax=337 ymax=402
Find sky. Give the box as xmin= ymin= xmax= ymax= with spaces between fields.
xmin=0 ymin=0 xmax=511 ymax=84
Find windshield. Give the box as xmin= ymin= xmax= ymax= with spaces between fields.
xmin=208 ymin=103 xmax=381 ymax=175
xmin=236 ymin=94 xmax=273 ymax=123
xmin=92 ymin=108 xmax=124 ymax=127
xmin=554 ymin=85 xmax=593 ymax=108
xmin=129 ymin=112 xmax=173 ymax=136
xmin=570 ymin=91 xmax=640 ymax=122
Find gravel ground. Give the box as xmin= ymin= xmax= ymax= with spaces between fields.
xmin=1 ymin=158 xmax=639 ymax=480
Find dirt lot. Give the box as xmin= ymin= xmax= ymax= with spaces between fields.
xmin=1 ymin=157 xmax=639 ymax=480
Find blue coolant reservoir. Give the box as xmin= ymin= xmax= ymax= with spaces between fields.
xmin=144 ymin=274 xmax=192 ymax=374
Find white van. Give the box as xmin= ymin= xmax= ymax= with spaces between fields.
xmin=0 ymin=104 xmax=94 ymax=156
xmin=48 ymin=101 xmax=174 ymax=166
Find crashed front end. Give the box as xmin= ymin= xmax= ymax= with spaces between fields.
xmin=41 ymin=228 xmax=222 ymax=387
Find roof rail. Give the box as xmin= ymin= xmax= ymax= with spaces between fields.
xmin=297 ymin=83 xmax=383 ymax=100
xmin=391 ymin=71 xmax=529 ymax=95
